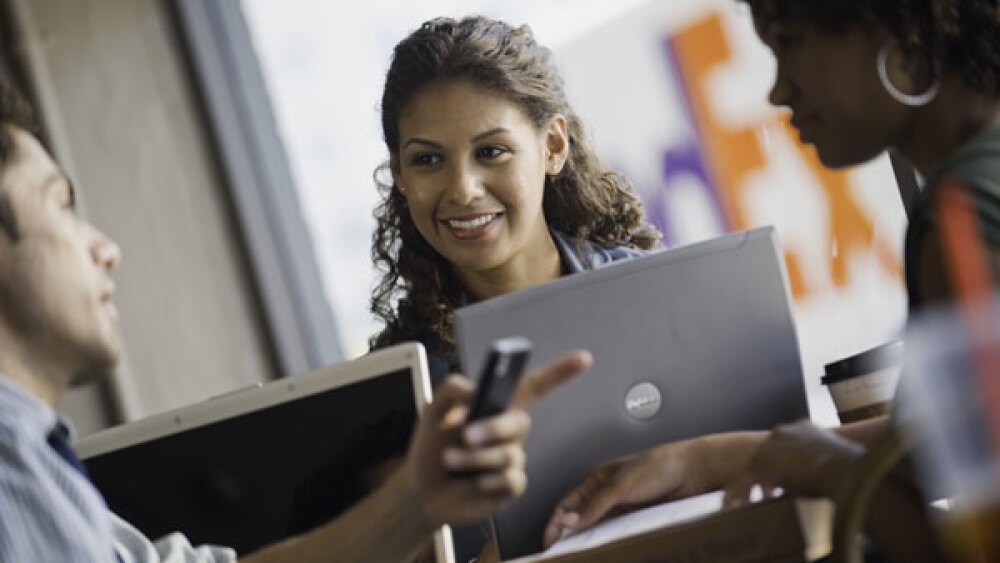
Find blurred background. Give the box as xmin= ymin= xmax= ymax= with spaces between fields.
xmin=0 ymin=0 xmax=905 ymax=432
xmin=243 ymin=0 xmax=908 ymax=424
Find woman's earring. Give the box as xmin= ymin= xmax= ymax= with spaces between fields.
xmin=877 ymin=41 xmax=940 ymax=107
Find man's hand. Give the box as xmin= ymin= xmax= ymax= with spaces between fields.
xmin=723 ymin=420 xmax=863 ymax=506
xmin=405 ymin=350 xmax=592 ymax=529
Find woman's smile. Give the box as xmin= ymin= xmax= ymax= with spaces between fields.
xmin=440 ymin=211 xmax=505 ymax=240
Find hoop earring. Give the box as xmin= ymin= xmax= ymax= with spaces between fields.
xmin=877 ymin=42 xmax=939 ymax=107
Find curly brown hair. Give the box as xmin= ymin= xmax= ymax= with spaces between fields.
xmin=370 ymin=16 xmax=660 ymax=357
xmin=741 ymin=0 xmax=1000 ymax=96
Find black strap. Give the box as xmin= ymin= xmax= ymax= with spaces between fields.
xmin=47 ymin=427 xmax=89 ymax=479
xmin=890 ymin=151 xmax=922 ymax=220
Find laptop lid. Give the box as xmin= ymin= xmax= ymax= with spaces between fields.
xmin=455 ymin=227 xmax=809 ymax=559
xmin=77 ymin=342 xmax=455 ymax=563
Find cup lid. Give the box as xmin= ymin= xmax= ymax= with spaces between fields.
xmin=821 ymin=340 xmax=904 ymax=385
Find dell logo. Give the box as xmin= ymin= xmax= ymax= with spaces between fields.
xmin=625 ymin=382 xmax=662 ymax=421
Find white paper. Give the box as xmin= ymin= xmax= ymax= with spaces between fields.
xmin=538 ymin=491 xmax=724 ymax=558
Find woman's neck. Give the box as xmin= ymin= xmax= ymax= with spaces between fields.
xmin=455 ymin=230 xmax=562 ymax=302
xmin=899 ymin=75 xmax=1000 ymax=176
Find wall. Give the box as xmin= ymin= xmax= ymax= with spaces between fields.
xmin=6 ymin=0 xmax=279 ymax=433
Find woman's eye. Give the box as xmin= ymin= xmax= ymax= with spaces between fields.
xmin=410 ymin=153 xmax=441 ymax=167
xmin=477 ymin=146 xmax=508 ymax=160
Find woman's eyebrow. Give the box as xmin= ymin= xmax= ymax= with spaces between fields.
xmin=472 ymin=127 xmax=510 ymax=142
xmin=402 ymin=127 xmax=511 ymax=149
xmin=402 ymin=137 xmax=442 ymax=150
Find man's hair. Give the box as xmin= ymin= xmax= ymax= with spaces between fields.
xmin=741 ymin=0 xmax=1000 ymax=97
xmin=0 ymin=78 xmax=37 ymax=241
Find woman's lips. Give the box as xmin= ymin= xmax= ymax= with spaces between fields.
xmin=440 ymin=212 xmax=503 ymax=240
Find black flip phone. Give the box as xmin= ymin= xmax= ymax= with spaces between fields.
xmin=465 ymin=336 xmax=533 ymax=423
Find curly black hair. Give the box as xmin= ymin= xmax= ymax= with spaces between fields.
xmin=0 ymin=78 xmax=37 ymax=241
xmin=370 ymin=16 xmax=660 ymax=358
xmin=741 ymin=0 xmax=1000 ymax=96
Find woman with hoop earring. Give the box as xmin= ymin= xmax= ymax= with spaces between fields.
xmin=546 ymin=2 xmax=1000 ymax=561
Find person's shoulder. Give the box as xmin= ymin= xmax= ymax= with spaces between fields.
xmin=602 ymin=242 xmax=650 ymax=261
xmin=586 ymin=239 xmax=653 ymax=269
xmin=551 ymin=229 xmax=652 ymax=271
xmin=0 ymin=375 xmax=56 ymax=436
xmin=426 ymin=353 xmax=453 ymax=387
xmin=934 ymin=127 xmax=1000 ymax=200
xmin=0 ymin=400 xmax=38 ymax=458
xmin=940 ymin=163 xmax=1000 ymax=207
xmin=922 ymin=134 xmax=1000 ymax=247
xmin=0 ymin=418 xmax=27 ymax=479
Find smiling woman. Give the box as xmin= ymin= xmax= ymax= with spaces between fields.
xmin=393 ymin=80 xmax=566 ymax=301
xmin=370 ymin=16 xmax=660 ymax=381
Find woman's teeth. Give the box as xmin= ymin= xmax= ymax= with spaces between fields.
xmin=448 ymin=214 xmax=496 ymax=229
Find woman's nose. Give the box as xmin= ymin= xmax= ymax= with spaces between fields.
xmin=446 ymin=164 xmax=486 ymax=205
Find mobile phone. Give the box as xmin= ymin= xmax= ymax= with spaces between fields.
xmin=465 ymin=336 xmax=533 ymax=424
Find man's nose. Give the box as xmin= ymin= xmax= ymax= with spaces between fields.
xmin=92 ymin=230 xmax=122 ymax=270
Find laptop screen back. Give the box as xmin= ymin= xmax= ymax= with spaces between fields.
xmin=455 ymin=227 xmax=809 ymax=558
xmin=79 ymin=345 xmax=428 ymax=557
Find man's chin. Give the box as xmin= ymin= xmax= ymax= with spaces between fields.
xmin=69 ymin=368 xmax=114 ymax=389
xmin=69 ymin=345 xmax=120 ymax=388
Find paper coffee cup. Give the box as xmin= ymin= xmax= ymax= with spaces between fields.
xmin=822 ymin=341 xmax=904 ymax=424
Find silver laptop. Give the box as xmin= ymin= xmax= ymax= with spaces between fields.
xmin=77 ymin=342 xmax=455 ymax=563
xmin=455 ymin=226 xmax=809 ymax=559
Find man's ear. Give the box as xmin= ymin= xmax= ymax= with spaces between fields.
xmin=545 ymin=114 xmax=569 ymax=175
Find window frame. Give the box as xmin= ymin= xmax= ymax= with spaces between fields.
xmin=174 ymin=0 xmax=343 ymax=375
